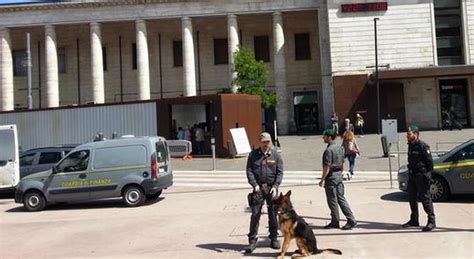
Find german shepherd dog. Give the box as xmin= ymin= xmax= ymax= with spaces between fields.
xmin=276 ymin=191 xmax=342 ymax=258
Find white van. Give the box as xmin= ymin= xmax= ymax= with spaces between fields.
xmin=0 ymin=125 xmax=20 ymax=191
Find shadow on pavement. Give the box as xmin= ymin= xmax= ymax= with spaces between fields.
xmin=5 ymin=197 xmax=164 ymax=213
xmin=381 ymin=192 xmax=474 ymax=204
xmin=196 ymin=243 xmax=246 ymax=253
xmin=303 ymin=216 xmax=474 ymax=236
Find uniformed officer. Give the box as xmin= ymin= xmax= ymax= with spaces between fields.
xmin=319 ymin=129 xmax=357 ymax=230
xmin=245 ymin=132 xmax=283 ymax=254
xmin=402 ymin=126 xmax=436 ymax=232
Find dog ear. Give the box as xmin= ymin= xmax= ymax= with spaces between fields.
xmin=279 ymin=192 xmax=284 ymax=198
xmin=285 ymin=190 xmax=292 ymax=197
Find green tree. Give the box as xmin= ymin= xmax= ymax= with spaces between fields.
xmin=232 ymin=47 xmax=276 ymax=108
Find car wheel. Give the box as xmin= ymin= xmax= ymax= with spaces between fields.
xmin=146 ymin=190 xmax=162 ymax=200
xmin=123 ymin=185 xmax=146 ymax=207
xmin=430 ymin=176 xmax=450 ymax=202
xmin=23 ymin=190 xmax=46 ymax=212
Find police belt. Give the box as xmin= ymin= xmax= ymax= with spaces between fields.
xmin=330 ymin=166 xmax=343 ymax=172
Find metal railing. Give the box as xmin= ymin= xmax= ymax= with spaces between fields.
xmin=435 ymin=141 xmax=464 ymax=151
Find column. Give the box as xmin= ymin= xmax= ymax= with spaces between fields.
xmin=227 ymin=14 xmax=239 ymax=93
xmin=0 ymin=28 xmax=14 ymax=111
xmin=136 ymin=19 xmax=150 ymax=100
xmin=90 ymin=22 xmax=105 ymax=104
xmin=45 ymin=25 xmax=59 ymax=107
xmin=273 ymin=12 xmax=290 ymax=135
xmin=318 ymin=3 xmax=335 ymax=129
xmin=182 ymin=17 xmax=197 ymax=97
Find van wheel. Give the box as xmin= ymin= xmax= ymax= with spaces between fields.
xmin=146 ymin=190 xmax=162 ymax=200
xmin=23 ymin=190 xmax=46 ymax=212
xmin=430 ymin=176 xmax=450 ymax=202
xmin=123 ymin=186 xmax=146 ymax=207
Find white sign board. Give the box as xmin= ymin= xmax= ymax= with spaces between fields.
xmin=382 ymin=119 xmax=399 ymax=144
xmin=230 ymin=128 xmax=252 ymax=155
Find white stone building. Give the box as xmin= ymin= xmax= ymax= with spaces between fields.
xmin=0 ymin=0 xmax=473 ymax=134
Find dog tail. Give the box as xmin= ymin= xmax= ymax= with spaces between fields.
xmin=316 ymin=249 xmax=343 ymax=255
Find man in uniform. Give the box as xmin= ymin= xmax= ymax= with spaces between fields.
xmin=319 ymin=129 xmax=357 ymax=230
xmin=245 ymin=132 xmax=284 ymax=254
xmin=402 ymin=126 xmax=436 ymax=231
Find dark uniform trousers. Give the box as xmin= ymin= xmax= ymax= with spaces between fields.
xmin=407 ymin=172 xmax=435 ymax=223
xmin=248 ymin=184 xmax=278 ymax=243
xmin=325 ymin=171 xmax=356 ymax=224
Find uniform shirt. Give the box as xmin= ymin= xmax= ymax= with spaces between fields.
xmin=246 ymin=148 xmax=283 ymax=188
xmin=323 ymin=142 xmax=344 ymax=170
xmin=408 ymin=139 xmax=434 ymax=174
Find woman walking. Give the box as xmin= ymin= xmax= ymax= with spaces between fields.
xmin=342 ymin=130 xmax=360 ymax=180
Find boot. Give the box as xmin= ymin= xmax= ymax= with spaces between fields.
xmin=270 ymin=239 xmax=281 ymax=249
xmin=422 ymin=219 xmax=436 ymax=232
xmin=245 ymin=240 xmax=257 ymax=254
xmin=402 ymin=220 xmax=419 ymax=228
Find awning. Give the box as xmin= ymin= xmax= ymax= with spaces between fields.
xmin=378 ymin=65 xmax=474 ymax=80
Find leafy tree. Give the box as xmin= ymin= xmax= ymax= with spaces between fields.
xmin=232 ymin=47 xmax=276 ymax=108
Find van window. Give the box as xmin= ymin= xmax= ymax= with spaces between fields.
xmin=93 ymin=145 xmax=147 ymax=169
xmin=155 ymin=141 xmax=169 ymax=167
xmin=0 ymin=129 xmax=16 ymax=161
xmin=57 ymin=150 xmax=90 ymax=173
xmin=38 ymin=152 xmax=62 ymax=164
xmin=20 ymin=153 xmax=36 ymax=166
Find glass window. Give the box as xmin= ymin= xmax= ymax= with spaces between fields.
xmin=132 ymin=43 xmax=137 ymax=70
xmin=38 ymin=152 xmax=62 ymax=165
xmin=434 ymin=0 xmax=464 ymax=65
xmin=20 ymin=153 xmax=36 ymax=166
xmin=57 ymin=150 xmax=89 ymax=173
xmin=12 ymin=50 xmax=27 ymax=77
xmin=0 ymin=129 xmax=16 ymax=161
xmin=295 ymin=33 xmax=311 ymax=60
xmin=452 ymin=144 xmax=474 ymax=161
xmin=102 ymin=46 xmax=107 ymax=71
xmin=254 ymin=36 xmax=270 ymax=62
xmin=173 ymin=41 xmax=183 ymax=67
xmin=214 ymin=38 xmax=229 ymax=65
xmin=93 ymin=145 xmax=147 ymax=169
xmin=155 ymin=141 xmax=169 ymax=168
xmin=57 ymin=48 xmax=67 ymax=74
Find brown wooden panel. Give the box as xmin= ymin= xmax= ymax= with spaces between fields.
xmin=378 ymin=65 xmax=474 ymax=80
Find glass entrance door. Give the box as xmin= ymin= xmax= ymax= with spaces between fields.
xmin=293 ymin=91 xmax=319 ymax=135
xmin=439 ymin=79 xmax=470 ymax=127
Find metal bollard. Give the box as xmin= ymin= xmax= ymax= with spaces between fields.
xmin=388 ymin=152 xmax=393 ymax=189
xmin=211 ymin=138 xmax=216 ymax=171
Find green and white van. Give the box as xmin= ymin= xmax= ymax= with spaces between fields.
xmin=15 ymin=136 xmax=173 ymax=211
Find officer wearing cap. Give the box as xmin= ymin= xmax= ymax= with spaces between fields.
xmin=319 ymin=129 xmax=357 ymax=230
xmin=402 ymin=126 xmax=436 ymax=231
xmin=245 ymin=132 xmax=283 ymax=254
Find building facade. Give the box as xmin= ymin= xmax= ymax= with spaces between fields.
xmin=0 ymin=0 xmax=332 ymax=135
xmin=329 ymin=0 xmax=474 ymax=131
xmin=0 ymin=0 xmax=473 ymax=134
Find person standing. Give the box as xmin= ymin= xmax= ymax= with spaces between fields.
xmin=176 ymin=127 xmax=185 ymax=140
xmin=194 ymin=125 xmax=205 ymax=155
xmin=342 ymin=130 xmax=360 ymax=180
xmin=319 ymin=129 xmax=357 ymax=230
xmin=402 ymin=126 xmax=436 ymax=232
xmin=245 ymin=132 xmax=283 ymax=253
xmin=331 ymin=113 xmax=339 ymax=135
xmin=343 ymin=118 xmax=354 ymax=133
xmin=355 ymin=113 xmax=365 ymax=137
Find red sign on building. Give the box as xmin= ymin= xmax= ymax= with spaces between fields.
xmin=341 ymin=2 xmax=388 ymax=13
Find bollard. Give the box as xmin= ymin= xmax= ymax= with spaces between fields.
xmin=211 ymin=138 xmax=216 ymax=171
xmin=388 ymin=152 xmax=393 ymax=189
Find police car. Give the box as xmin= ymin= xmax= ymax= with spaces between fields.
xmin=398 ymin=139 xmax=474 ymax=201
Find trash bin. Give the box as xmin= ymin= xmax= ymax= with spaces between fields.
xmin=381 ymin=135 xmax=390 ymax=157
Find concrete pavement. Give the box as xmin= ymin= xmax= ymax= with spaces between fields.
xmin=172 ymin=129 xmax=474 ymax=172
xmin=1 ymin=179 xmax=472 ymax=258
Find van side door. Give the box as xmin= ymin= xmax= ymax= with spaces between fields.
xmin=45 ymin=150 xmax=91 ymax=202
xmin=88 ymin=145 xmax=148 ymax=199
